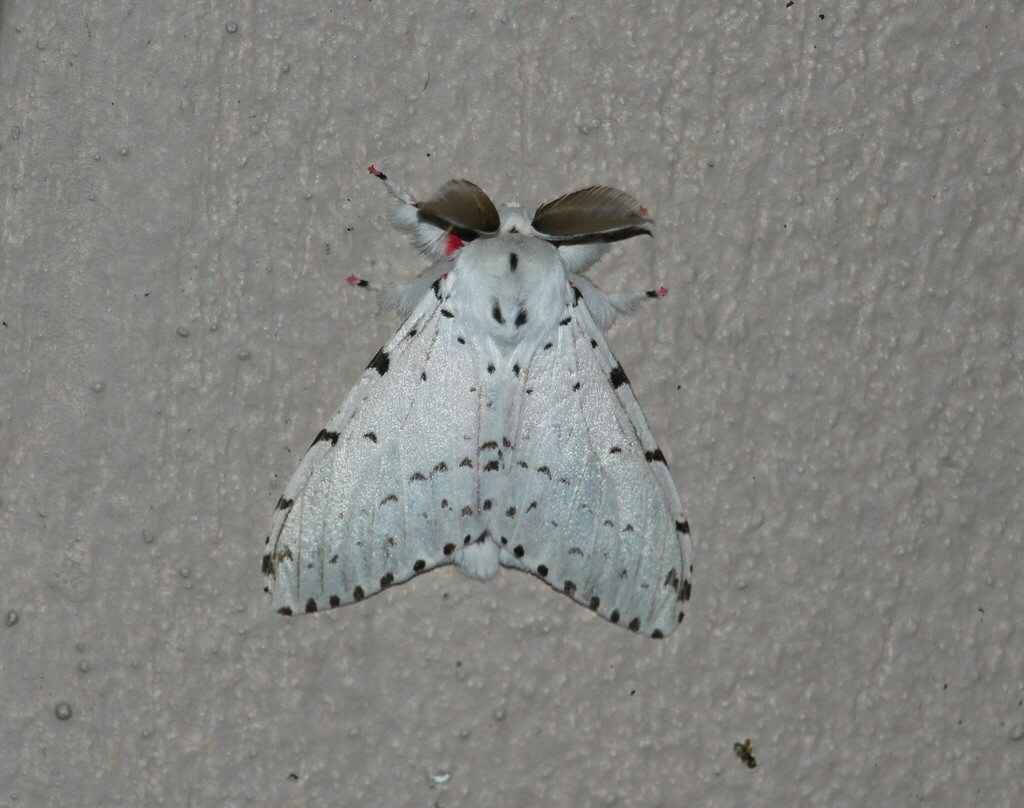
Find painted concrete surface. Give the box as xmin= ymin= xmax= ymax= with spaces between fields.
xmin=1 ymin=2 xmax=1021 ymax=805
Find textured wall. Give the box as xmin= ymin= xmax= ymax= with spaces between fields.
xmin=1 ymin=2 xmax=1021 ymax=805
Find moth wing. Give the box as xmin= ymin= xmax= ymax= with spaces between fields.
xmin=264 ymin=279 xmax=484 ymax=615
xmin=497 ymin=300 xmax=692 ymax=637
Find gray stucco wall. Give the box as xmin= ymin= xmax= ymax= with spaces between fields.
xmin=1 ymin=2 xmax=1021 ymax=805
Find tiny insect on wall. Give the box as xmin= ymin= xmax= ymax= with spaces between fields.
xmin=262 ymin=167 xmax=694 ymax=638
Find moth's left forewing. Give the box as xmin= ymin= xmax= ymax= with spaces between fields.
xmin=265 ymin=276 xmax=473 ymax=615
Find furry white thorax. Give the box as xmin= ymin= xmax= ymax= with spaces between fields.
xmin=451 ymin=232 xmax=568 ymax=350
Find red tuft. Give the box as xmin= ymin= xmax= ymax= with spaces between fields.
xmin=638 ymin=206 xmax=649 ymax=217
xmin=367 ymin=165 xmax=380 ymax=176
xmin=346 ymin=275 xmax=360 ymax=284
xmin=444 ymin=233 xmax=464 ymax=257
xmin=657 ymin=286 xmax=669 ymax=297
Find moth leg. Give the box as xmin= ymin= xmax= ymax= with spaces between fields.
xmin=346 ymin=274 xmax=387 ymax=294
xmin=606 ymin=286 xmax=668 ymax=318
xmin=348 ymin=269 xmax=448 ymax=316
xmin=368 ymin=164 xmax=416 ymax=205
xmin=571 ymin=275 xmax=669 ymax=331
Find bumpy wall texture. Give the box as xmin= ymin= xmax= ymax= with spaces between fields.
xmin=1 ymin=3 xmax=1021 ymax=805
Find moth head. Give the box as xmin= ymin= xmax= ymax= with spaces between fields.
xmin=390 ymin=177 xmax=651 ymax=270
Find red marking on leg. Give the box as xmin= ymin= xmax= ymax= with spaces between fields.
xmin=638 ymin=206 xmax=649 ymax=217
xmin=657 ymin=286 xmax=669 ymax=296
xmin=444 ymin=233 xmax=464 ymax=256
xmin=347 ymin=275 xmax=360 ymax=284
xmin=367 ymin=165 xmax=380 ymax=176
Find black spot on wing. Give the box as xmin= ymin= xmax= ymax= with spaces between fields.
xmin=431 ymin=278 xmax=443 ymax=300
xmin=492 ymin=302 xmax=504 ymax=324
xmin=610 ymin=364 xmax=629 ymax=389
xmin=413 ymin=559 xmax=426 ymax=572
xmin=559 ymin=316 xmax=571 ymax=326
xmin=368 ymin=348 xmax=390 ymax=375
xmin=441 ymin=308 xmax=455 ymax=318
xmin=353 ymin=586 xmax=365 ymax=601
xmin=363 ymin=431 xmax=378 ymax=443
xmin=644 ymin=448 xmax=668 ymax=466
xmin=305 ymin=598 xmax=318 ymax=613
xmin=628 ymin=618 xmax=641 ymax=632
xmin=329 ymin=595 xmax=341 ymax=607
xmin=514 ymin=309 xmax=528 ymax=327
xmin=537 ymin=564 xmax=548 ymax=577
xmin=310 ymin=429 xmax=340 ymax=448
xmin=572 ymin=285 xmax=583 ymax=305
xmin=278 ymin=606 xmax=293 ymax=616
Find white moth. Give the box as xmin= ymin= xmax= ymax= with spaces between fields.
xmin=263 ymin=167 xmax=693 ymax=637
